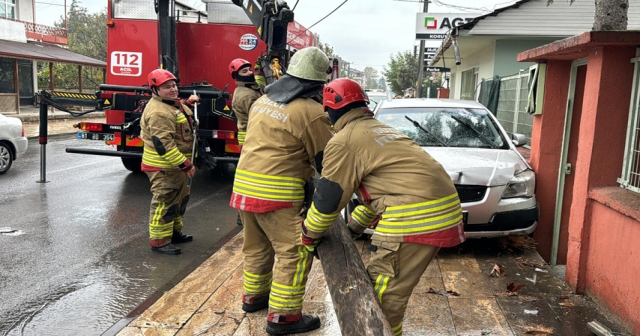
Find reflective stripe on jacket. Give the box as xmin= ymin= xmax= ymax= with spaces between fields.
xmin=232 ymin=82 xmax=261 ymax=145
xmin=229 ymin=95 xmax=333 ymax=213
xmin=140 ymin=95 xmax=194 ymax=172
xmin=304 ymin=108 xmax=465 ymax=248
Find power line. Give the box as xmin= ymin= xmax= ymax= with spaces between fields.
xmin=292 ymin=0 xmax=300 ymax=11
xmin=287 ymin=0 xmax=349 ymax=43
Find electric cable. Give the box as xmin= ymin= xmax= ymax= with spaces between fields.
xmin=292 ymin=0 xmax=300 ymax=11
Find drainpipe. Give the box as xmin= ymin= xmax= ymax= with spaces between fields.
xmin=452 ymin=28 xmax=461 ymax=66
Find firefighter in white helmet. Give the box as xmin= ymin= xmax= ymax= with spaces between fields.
xmin=229 ymin=47 xmax=333 ymax=335
xmin=140 ymin=69 xmax=198 ymax=255
xmin=301 ymin=78 xmax=466 ymax=336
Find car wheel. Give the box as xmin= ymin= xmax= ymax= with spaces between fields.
xmin=0 ymin=142 xmax=13 ymax=174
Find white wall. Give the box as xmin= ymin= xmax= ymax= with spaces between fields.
xmin=17 ymin=0 xmax=34 ymax=23
xmin=449 ymin=40 xmax=495 ymax=100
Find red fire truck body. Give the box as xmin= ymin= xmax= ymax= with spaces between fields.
xmin=69 ymin=0 xmax=316 ymax=172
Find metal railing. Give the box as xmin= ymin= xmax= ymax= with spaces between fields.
xmin=0 ymin=17 xmax=68 ymax=39
xmin=618 ymin=52 xmax=640 ymax=194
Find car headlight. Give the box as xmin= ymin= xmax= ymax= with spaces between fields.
xmin=502 ymin=169 xmax=535 ymax=198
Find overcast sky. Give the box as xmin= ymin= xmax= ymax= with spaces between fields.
xmin=36 ymin=0 xmax=517 ymax=74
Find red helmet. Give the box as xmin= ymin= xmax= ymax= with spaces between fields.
xmin=323 ymin=78 xmax=369 ymax=111
xmin=229 ymin=58 xmax=251 ymax=77
xmin=147 ymin=69 xmax=176 ymax=88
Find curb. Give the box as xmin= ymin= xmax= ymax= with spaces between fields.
xmin=4 ymin=112 xmax=105 ymax=123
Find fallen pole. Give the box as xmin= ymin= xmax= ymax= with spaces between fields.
xmin=316 ymin=216 xmax=393 ymax=336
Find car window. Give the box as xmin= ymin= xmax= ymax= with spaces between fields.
xmin=375 ymin=107 xmax=509 ymax=149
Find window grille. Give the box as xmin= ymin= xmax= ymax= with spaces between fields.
xmin=618 ymin=51 xmax=640 ymax=194
xmin=495 ymin=72 xmax=532 ymax=146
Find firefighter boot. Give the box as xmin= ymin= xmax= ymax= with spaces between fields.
xmin=150 ymin=239 xmax=181 ymax=255
xmin=266 ymin=315 xmax=321 ymax=335
xmin=241 ymin=295 xmax=268 ymax=312
xmin=171 ymin=232 xmax=193 ymax=244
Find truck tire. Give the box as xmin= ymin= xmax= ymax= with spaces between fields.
xmin=121 ymin=157 xmax=142 ymax=173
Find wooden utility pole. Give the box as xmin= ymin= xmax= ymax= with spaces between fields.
xmin=416 ymin=0 xmax=430 ymax=98
xmin=316 ymin=217 xmax=393 ymax=336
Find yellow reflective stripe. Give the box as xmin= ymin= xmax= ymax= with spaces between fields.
xmin=374 ymin=275 xmax=389 ymax=303
xmin=143 ymin=147 xmax=190 ymax=168
xmin=235 ymin=169 xmax=305 ymax=187
xmin=294 ymin=245 xmax=310 ymax=286
xmin=238 ymin=132 xmax=246 ymax=145
xmin=164 ymin=147 xmax=187 ymax=166
xmin=176 ymin=114 xmax=187 ymax=123
xmin=149 ymin=202 xmax=173 ymax=239
xmin=233 ymin=182 xmax=305 ymax=200
xmin=271 ymin=282 xmax=306 ymax=296
xmin=383 ymin=193 xmax=459 ymax=217
xmin=268 ymin=296 xmax=304 ymax=309
xmin=244 ymin=270 xmax=272 ymax=281
xmin=304 ymin=204 xmax=338 ymax=233
xmin=392 ymin=322 xmax=403 ymax=336
xmin=377 ymin=212 xmax=463 ymax=234
xmin=243 ymin=270 xmax=272 ymax=294
xmin=351 ymin=205 xmax=377 ymax=227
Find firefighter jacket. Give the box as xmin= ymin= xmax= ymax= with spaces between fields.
xmin=140 ymin=95 xmax=194 ymax=172
xmin=304 ymin=108 xmax=465 ymax=248
xmin=229 ymin=95 xmax=334 ymax=213
xmin=232 ymin=81 xmax=261 ymax=145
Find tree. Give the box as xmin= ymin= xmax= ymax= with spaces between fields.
xmin=378 ymin=77 xmax=387 ymax=92
xmin=318 ymin=41 xmax=336 ymax=58
xmin=547 ymin=0 xmax=628 ymax=31
xmin=38 ymin=0 xmax=107 ymax=90
xmin=382 ymin=50 xmax=418 ymax=96
xmin=363 ymin=67 xmax=379 ymax=90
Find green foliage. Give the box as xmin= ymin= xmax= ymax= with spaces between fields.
xmin=37 ymin=0 xmax=106 ymax=91
xmin=363 ymin=67 xmax=379 ymax=90
xmin=382 ymin=50 xmax=418 ymax=96
xmin=318 ymin=41 xmax=335 ymax=58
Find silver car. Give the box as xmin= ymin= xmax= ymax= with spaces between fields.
xmin=0 ymin=114 xmax=28 ymax=174
xmin=352 ymin=98 xmax=538 ymax=238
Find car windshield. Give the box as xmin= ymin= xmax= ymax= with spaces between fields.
xmin=376 ymin=107 xmax=509 ymax=149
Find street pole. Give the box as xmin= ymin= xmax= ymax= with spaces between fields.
xmin=416 ymin=0 xmax=429 ymax=98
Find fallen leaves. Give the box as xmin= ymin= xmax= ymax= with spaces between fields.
xmin=524 ymin=325 xmax=554 ymax=335
xmin=426 ymin=287 xmax=460 ymax=297
xmin=507 ymin=282 xmax=526 ymax=293
xmin=499 ymin=235 xmax=538 ymax=252
xmin=489 ymin=263 xmax=506 ymax=277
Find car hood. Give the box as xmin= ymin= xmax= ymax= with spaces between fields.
xmin=425 ymin=147 xmax=529 ymax=186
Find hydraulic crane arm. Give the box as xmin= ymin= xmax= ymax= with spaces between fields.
xmin=231 ymin=0 xmax=294 ymax=57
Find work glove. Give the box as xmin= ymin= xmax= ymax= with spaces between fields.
xmin=301 ymin=220 xmax=321 ymax=259
xmin=254 ymin=60 xmax=267 ymax=89
xmin=195 ymin=139 xmax=217 ymax=171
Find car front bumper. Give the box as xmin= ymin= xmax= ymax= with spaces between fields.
xmin=464 ymin=204 xmax=539 ymax=238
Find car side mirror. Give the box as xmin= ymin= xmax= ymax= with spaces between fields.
xmin=511 ymin=133 xmax=527 ymax=147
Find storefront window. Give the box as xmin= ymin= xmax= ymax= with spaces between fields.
xmin=0 ymin=57 xmax=16 ymax=93
xmin=19 ymin=60 xmax=34 ymax=105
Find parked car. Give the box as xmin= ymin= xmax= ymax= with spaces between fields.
xmin=365 ymin=90 xmax=390 ymax=110
xmin=347 ymin=98 xmax=538 ymax=238
xmin=0 ymin=114 xmax=28 ymax=174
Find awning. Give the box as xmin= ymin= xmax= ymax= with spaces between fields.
xmin=0 ymin=39 xmax=106 ymax=68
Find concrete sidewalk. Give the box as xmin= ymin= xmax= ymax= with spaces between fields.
xmin=109 ymin=231 xmax=630 ymax=336
xmin=1 ymin=106 xmax=105 ymax=123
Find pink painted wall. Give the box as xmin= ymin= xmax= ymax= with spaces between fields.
xmin=565 ymin=46 xmax=636 ymax=292
xmin=529 ymin=61 xmax=572 ymax=261
xmin=587 ymin=201 xmax=640 ymax=335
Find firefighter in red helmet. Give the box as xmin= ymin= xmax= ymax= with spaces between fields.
xmin=229 ymin=58 xmax=262 ymax=146
xmin=140 ymin=69 xmax=199 ymax=255
xmin=301 ymin=78 xmax=466 ymax=335
xmin=229 ymin=58 xmax=263 ymax=226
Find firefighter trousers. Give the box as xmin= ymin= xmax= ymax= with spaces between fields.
xmin=240 ymin=205 xmax=314 ymax=317
xmin=146 ymin=170 xmax=190 ymax=241
xmin=368 ymin=240 xmax=440 ymax=336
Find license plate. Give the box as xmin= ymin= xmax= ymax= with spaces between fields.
xmin=77 ymin=132 xmax=114 ymax=142
xmin=462 ymin=211 xmax=468 ymax=224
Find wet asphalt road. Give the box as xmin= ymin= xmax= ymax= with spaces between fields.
xmin=0 ymin=134 xmax=240 ymax=335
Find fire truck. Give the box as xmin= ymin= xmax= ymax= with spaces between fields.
xmin=66 ymin=0 xmax=318 ymax=172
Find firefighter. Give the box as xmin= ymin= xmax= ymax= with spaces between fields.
xmin=229 ymin=59 xmax=263 ymax=226
xmin=140 ymin=69 xmax=198 ymax=255
xmin=229 ymin=58 xmax=262 ymax=146
xmin=229 ymin=46 xmax=333 ymax=335
xmin=301 ymin=78 xmax=466 ymax=336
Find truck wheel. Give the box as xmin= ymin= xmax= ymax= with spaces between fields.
xmin=121 ymin=157 xmax=142 ymax=173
